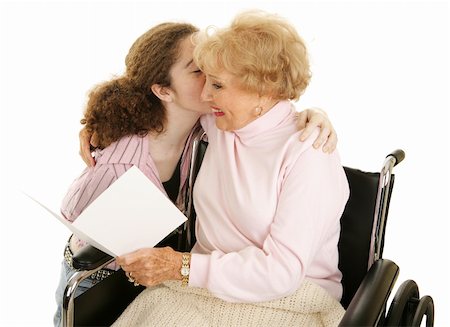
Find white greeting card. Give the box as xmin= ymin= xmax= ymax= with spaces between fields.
xmin=26 ymin=166 xmax=187 ymax=257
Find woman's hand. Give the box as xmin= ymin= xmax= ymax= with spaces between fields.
xmin=295 ymin=108 xmax=337 ymax=153
xmin=79 ymin=128 xmax=97 ymax=167
xmin=117 ymin=247 xmax=182 ymax=287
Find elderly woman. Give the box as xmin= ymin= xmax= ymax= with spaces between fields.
xmin=115 ymin=10 xmax=349 ymax=326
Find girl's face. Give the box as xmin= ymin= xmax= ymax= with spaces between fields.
xmin=167 ymin=36 xmax=211 ymax=115
xmin=200 ymin=71 xmax=262 ymax=131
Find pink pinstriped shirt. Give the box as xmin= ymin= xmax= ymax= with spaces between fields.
xmin=61 ymin=124 xmax=202 ymax=257
xmin=189 ymin=101 xmax=350 ymax=302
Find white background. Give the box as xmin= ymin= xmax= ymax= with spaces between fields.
xmin=0 ymin=1 xmax=448 ymax=326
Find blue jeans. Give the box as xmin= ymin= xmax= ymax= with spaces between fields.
xmin=53 ymin=260 xmax=98 ymax=327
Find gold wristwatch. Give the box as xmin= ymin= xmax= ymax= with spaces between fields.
xmin=181 ymin=253 xmax=191 ymax=286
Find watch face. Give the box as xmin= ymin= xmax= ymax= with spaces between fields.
xmin=181 ymin=267 xmax=190 ymax=276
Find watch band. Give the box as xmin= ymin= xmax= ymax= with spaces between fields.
xmin=181 ymin=253 xmax=191 ymax=287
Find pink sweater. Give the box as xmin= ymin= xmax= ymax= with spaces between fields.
xmin=189 ymin=101 xmax=349 ymax=302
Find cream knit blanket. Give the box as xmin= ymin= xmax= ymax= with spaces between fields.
xmin=112 ymin=280 xmax=345 ymax=327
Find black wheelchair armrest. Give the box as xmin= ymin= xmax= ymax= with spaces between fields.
xmin=339 ymin=259 xmax=399 ymax=327
xmin=72 ymin=244 xmax=114 ymax=270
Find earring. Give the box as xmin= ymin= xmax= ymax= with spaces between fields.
xmin=255 ymin=107 xmax=263 ymax=117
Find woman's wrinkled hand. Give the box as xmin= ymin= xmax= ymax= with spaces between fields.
xmin=117 ymin=247 xmax=182 ymax=287
xmin=295 ymin=108 xmax=338 ymax=153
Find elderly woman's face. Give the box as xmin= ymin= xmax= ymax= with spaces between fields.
xmin=200 ymin=71 xmax=261 ymax=131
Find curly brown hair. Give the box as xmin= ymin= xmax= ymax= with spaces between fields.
xmin=81 ymin=22 xmax=198 ymax=149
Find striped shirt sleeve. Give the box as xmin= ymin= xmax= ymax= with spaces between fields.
xmin=60 ymin=163 xmax=133 ymax=221
xmin=61 ymin=135 xmax=147 ymax=222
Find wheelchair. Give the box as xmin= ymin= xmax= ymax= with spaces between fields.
xmin=61 ymin=135 xmax=434 ymax=327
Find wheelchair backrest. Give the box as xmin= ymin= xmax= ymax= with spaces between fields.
xmin=338 ymin=168 xmax=394 ymax=308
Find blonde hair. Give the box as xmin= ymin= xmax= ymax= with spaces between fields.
xmin=193 ymin=10 xmax=311 ymax=100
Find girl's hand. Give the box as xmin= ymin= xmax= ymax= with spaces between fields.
xmin=79 ymin=128 xmax=98 ymax=167
xmin=295 ymin=108 xmax=337 ymax=153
